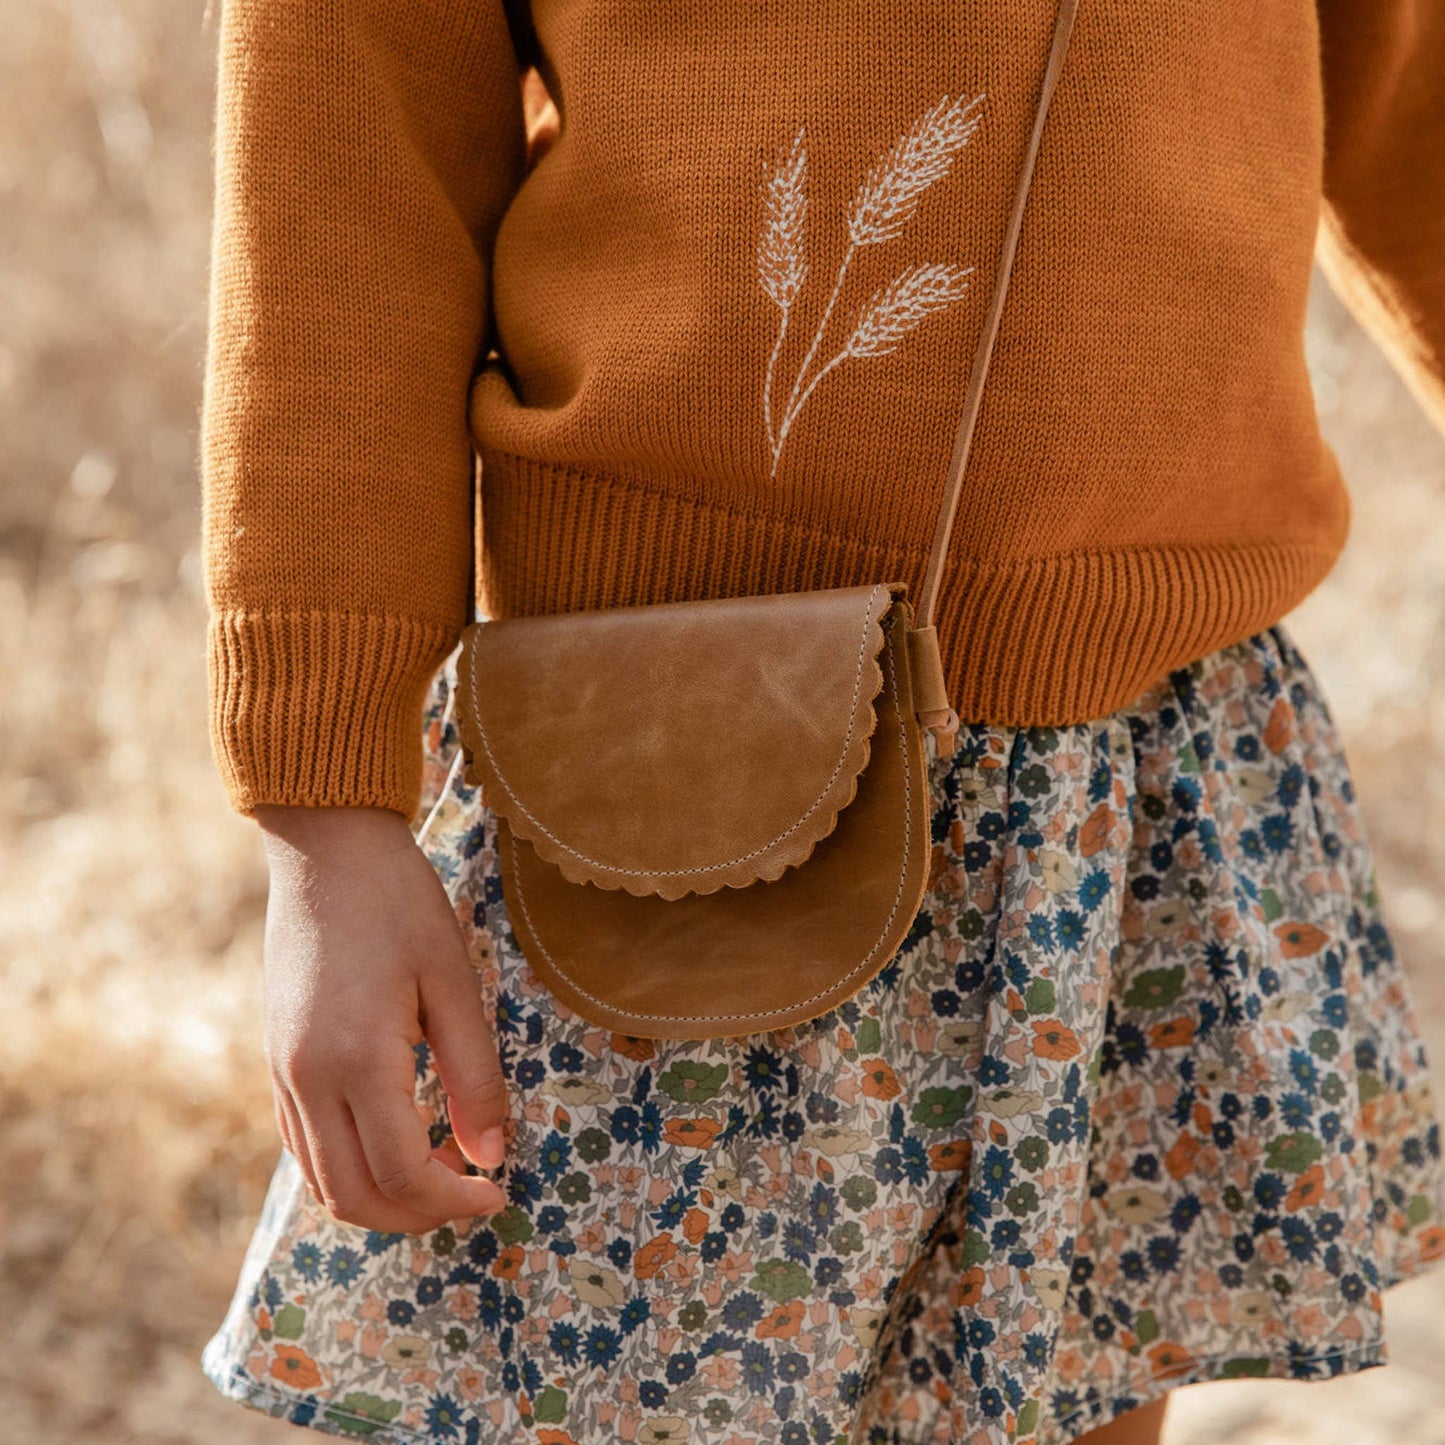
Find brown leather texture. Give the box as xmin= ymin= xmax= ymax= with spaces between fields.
xmin=455 ymin=582 xmax=901 ymax=900
xmin=455 ymin=591 xmax=934 ymax=1040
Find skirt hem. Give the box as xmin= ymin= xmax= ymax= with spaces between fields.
xmin=198 ymin=1250 xmax=1443 ymax=1445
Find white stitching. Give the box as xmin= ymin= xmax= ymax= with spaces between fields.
xmin=502 ymin=628 xmax=916 ymax=1026
xmin=464 ymin=583 xmax=888 ymax=881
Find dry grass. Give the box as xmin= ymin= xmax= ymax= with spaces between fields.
xmin=2 ymin=2 xmax=1445 ymax=1442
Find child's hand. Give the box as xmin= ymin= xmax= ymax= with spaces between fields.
xmin=253 ymin=803 xmax=509 ymax=1235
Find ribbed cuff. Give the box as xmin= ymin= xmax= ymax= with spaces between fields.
xmin=206 ymin=609 xmax=457 ymax=820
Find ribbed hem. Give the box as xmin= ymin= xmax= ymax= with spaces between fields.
xmin=477 ymin=450 xmax=1349 ymax=726
xmin=206 ymin=609 xmax=457 ymax=819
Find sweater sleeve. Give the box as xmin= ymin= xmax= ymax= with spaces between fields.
xmin=1315 ymin=0 xmax=1445 ymax=435
xmin=200 ymin=0 xmax=529 ymax=821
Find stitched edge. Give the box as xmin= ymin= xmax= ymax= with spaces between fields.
xmin=461 ymin=582 xmax=890 ymax=886
xmin=502 ymin=625 xmax=916 ymax=1027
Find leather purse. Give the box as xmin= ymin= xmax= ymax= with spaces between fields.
xmin=453 ymin=0 xmax=1078 ymax=1040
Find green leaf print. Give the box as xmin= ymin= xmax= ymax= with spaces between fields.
xmin=959 ymin=1228 xmax=990 ymax=1268
xmin=1408 ymin=1193 xmax=1433 ymax=1226
xmin=533 ymin=1385 xmax=568 ymax=1424
xmin=1134 ymin=1309 xmax=1159 ymax=1346
xmin=841 ymin=1175 xmax=878 ymax=1210
xmin=1259 ymin=888 xmax=1284 ymax=923
xmin=557 ymin=1171 xmax=594 ymax=1205
xmin=1017 ymin=1400 xmax=1040 ymax=1434
xmin=491 ymin=1206 xmax=536 ymax=1245
xmin=909 ymin=1085 xmax=973 ymax=1129
xmin=271 ymin=1303 xmax=306 ymax=1340
xmin=1219 ymin=1358 xmax=1271 ymax=1379
xmin=1177 ymin=740 xmax=1200 ymax=774
xmin=1005 ymin=1182 xmax=1039 ymax=1217
xmin=1014 ymin=1135 xmax=1049 ymax=1172
xmin=1122 ymin=965 xmax=1185 ymax=1010
xmin=658 ymin=1060 xmax=730 ymax=1105
xmin=1016 ymin=763 xmax=1053 ymax=798
xmin=576 ymin=1126 xmax=613 ymax=1163
xmin=1024 ymin=978 xmax=1056 ymax=1014
xmin=751 ymin=1259 xmax=814 ymax=1303
xmin=1264 ymin=1132 xmax=1324 ymax=1173
xmin=854 ymin=1016 xmax=882 ymax=1054
xmin=324 ymin=1393 xmax=403 ymax=1436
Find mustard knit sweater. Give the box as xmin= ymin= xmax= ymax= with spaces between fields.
xmin=200 ymin=0 xmax=1445 ymax=821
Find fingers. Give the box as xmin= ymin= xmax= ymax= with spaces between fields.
xmin=418 ymin=950 xmax=510 ymax=1171
xmin=304 ymin=1092 xmax=500 ymax=1234
xmin=346 ymin=1073 xmax=507 ymax=1223
xmin=276 ymin=1050 xmax=506 ymax=1234
xmin=275 ymin=1088 xmax=321 ymax=1196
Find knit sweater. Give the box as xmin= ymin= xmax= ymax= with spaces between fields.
xmin=200 ymin=0 xmax=1445 ymax=821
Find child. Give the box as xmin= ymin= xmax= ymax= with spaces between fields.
xmin=197 ymin=2 xmax=1445 ymax=1442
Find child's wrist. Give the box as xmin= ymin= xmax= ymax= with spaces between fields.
xmin=254 ymin=804 xmax=415 ymax=867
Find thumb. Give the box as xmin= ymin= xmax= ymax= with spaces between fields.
xmin=419 ymin=950 xmax=510 ymax=1173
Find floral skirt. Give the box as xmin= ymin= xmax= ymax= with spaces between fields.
xmin=200 ymin=622 xmax=1445 ymax=1445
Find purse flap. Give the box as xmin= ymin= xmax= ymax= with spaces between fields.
xmin=453 ymin=582 xmax=905 ymax=900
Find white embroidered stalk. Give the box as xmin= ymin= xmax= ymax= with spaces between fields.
xmin=784 ymin=263 xmax=975 ymax=422
xmin=757 ymin=92 xmax=986 ymax=478
xmin=848 ymin=93 xmax=986 ymax=247
xmin=757 ymin=126 xmax=809 ymax=455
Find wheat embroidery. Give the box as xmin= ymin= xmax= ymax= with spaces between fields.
xmin=758 ymin=92 xmax=986 ymax=479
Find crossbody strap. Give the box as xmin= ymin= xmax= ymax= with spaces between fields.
xmin=915 ymin=0 xmax=1080 ymax=631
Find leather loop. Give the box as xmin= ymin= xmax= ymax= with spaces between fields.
xmin=906 ymin=625 xmax=951 ymax=714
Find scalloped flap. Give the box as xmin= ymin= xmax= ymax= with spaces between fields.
xmin=453 ymin=582 xmax=904 ymax=900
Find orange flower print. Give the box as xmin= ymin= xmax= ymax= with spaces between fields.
xmin=1286 ymin=1163 xmax=1326 ymax=1212
xmin=610 ymin=1033 xmax=656 ymax=1061
xmin=929 ymin=1138 xmax=973 ymax=1172
xmin=757 ymin=1300 xmax=806 ymax=1339
xmin=633 ymin=1234 xmax=679 ymax=1281
xmin=1164 ymin=1133 xmax=1201 ymax=1180
xmin=1264 ymin=696 xmax=1294 ymax=753
xmin=859 ymin=1057 xmax=902 ymax=1099
xmin=663 ymin=1117 xmax=723 ymax=1148
xmin=493 ymin=1245 xmax=525 ymax=1279
xmin=537 ymin=1431 xmax=582 ymax=1445
xmin=955 ymin=1267 xmax=986 ymax=1307
xmin=1147 ymin=1341 xmax=1196 ymax=1376
xmin=269 ymin=1343 xmax=323 ymax=1392
xmin=1418 ymin=1224 xmax=1445 ymax=1262
xmin=682 ymin=1207 xmax=711 ymax=1244
xmin=1079 ymin=802 xmax=1116 ymax=857
xmin=1149 ymin=1016 xmax=1195 ymax=1049
xmin=1275 ymin=920 xmax=1330 ymax=957
xmin=1031 ymin=1019 xmax=1082 ymax=1061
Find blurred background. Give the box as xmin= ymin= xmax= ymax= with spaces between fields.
xmin=2 ymin=2 xmax=1444 ymax=1442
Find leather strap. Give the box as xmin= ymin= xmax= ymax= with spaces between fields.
xmin=915 ymin=0 xmax=1079 ymax=630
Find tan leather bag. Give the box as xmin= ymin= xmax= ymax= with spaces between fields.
xmin=454 ymin=0 xmax=1078 ymax=1040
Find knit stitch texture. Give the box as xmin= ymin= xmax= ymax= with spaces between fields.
xmin=199 ymin=0 xmax=1445 ymax=819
